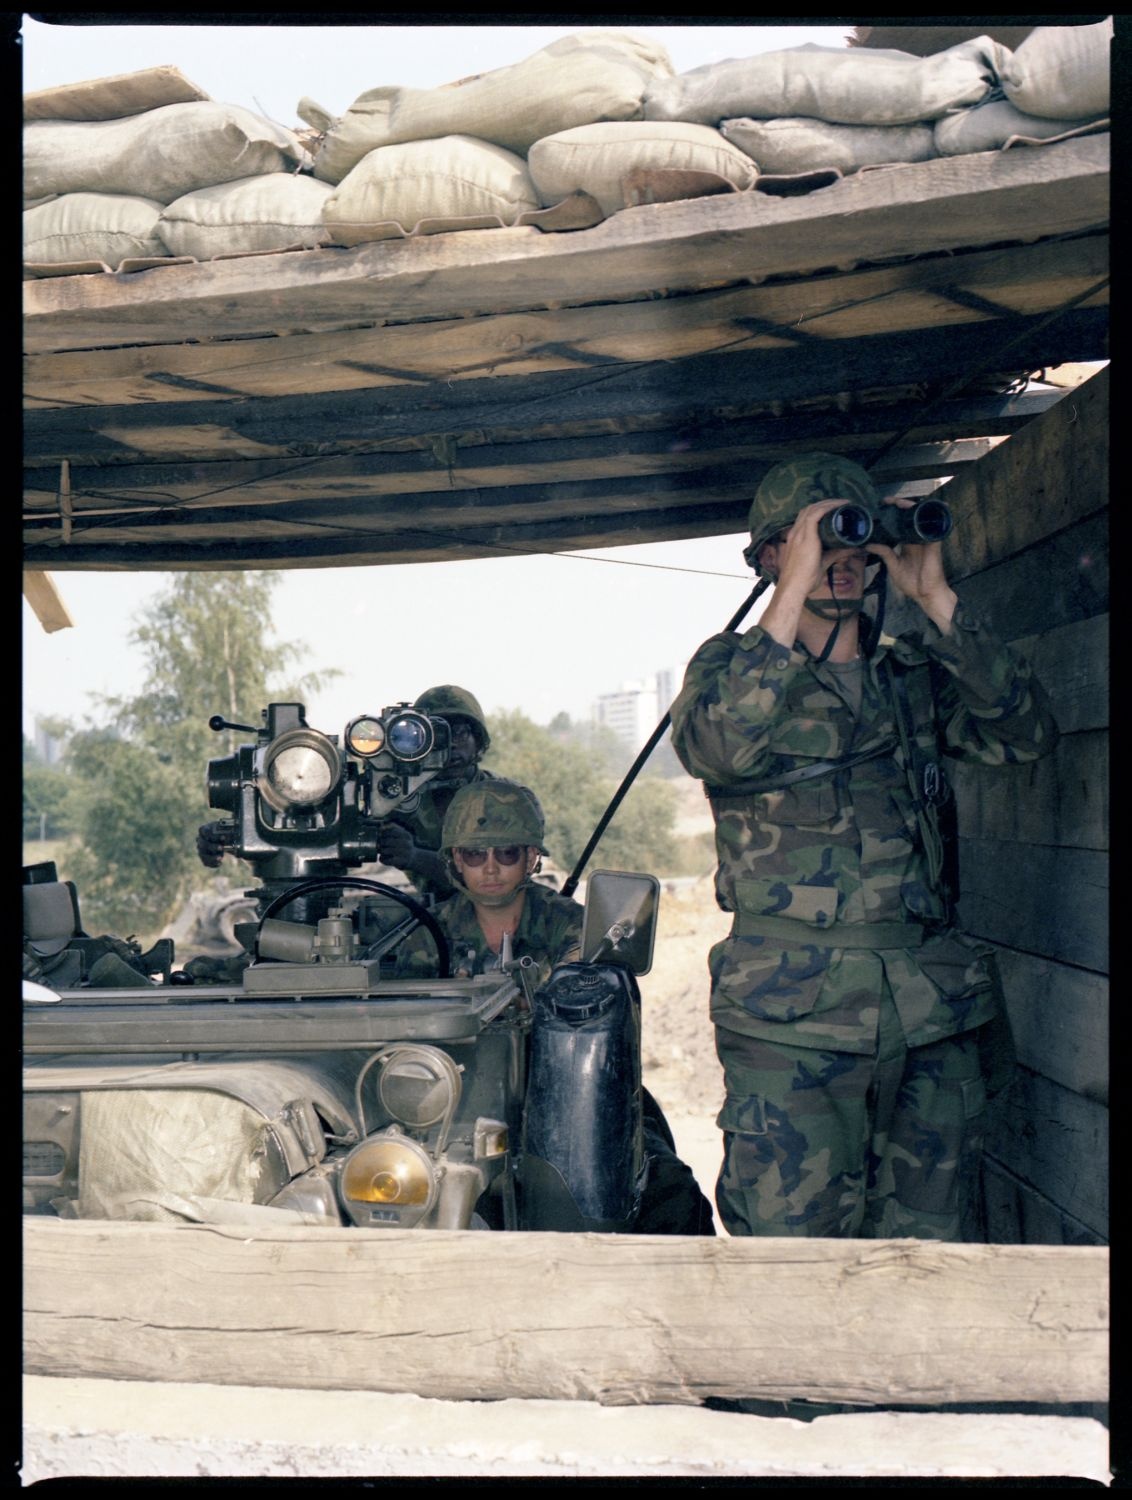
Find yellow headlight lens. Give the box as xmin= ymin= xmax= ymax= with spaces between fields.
xmin=341 ymin=1135 xmax=434 ymax=1208
xmin=346 ymin=716 xmax=385 ymax=758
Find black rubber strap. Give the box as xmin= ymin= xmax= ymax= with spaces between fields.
xmin=704 ymin=740 xmax=889 ymax=799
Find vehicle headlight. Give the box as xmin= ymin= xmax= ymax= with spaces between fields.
xmin=257 ymin=727 xmax=340 ymax=812
xmin=378 ymin=1046 xmax=462 ymax=1129
xmin=339 ymin=1131 xmax=437 ymax=1227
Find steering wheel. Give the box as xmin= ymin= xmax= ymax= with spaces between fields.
xmin=257 ymin=876 xmax=450 ymax=980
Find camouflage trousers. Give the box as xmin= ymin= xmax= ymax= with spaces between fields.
xmin=713 ymin=989 xmax=988 ymax=1240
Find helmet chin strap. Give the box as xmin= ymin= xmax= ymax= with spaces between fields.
xmin=807 ymin=563 xmax=850 ymax=664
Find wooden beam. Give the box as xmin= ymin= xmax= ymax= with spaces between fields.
xmin=22 ymin=308 xmax=1108 ymax=466
xmin=995 ymin=949 xmax=1108 ymax=1104
xmin=986 ymin=1074 xmax=1108 ymax=1242
xmin=22 ymin=1219 xmax=1108 ymax=1406
xmin=957 ymin=841 xmax=1107 ymax=974
xmin=956 ymin=512 xmax=1108 ymax=637
xmin=983 ymin=1158 xmax=1104 ymax=1248
xmin=1011 ymin=615 xmax=1108 ymax=735
xmin=21 ymin=394 xmax=1063 ymax=519
xmin=952 ymin=731 xmax=1108 ymax=852
xmin=23 ymin=234 xmax=1107 ymax=411
xmin=21 ymin=571 xmax=73 ymax=633
xmin=942 ymin=366 xmax=1108 ymax=573
xmin=22 ymin=137 xmax=1109 ymax=353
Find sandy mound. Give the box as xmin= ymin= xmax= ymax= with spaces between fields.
xmin=638 ymin=875 xmax=730 ymax=1121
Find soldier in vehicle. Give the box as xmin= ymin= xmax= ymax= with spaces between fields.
xmin=397 ymin=778 xmax=717 ymax=1236
xmin=196 ymin=683 xmax=493 ymax=903
xmin=669 ymin=452 xmax=1059 ymax=1241
xmin=394 ymin=777 xmax=579 ymax=984
xmin=371 ymin=684 xmax=495 ymax=901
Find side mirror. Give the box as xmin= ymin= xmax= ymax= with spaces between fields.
xmin=580 ymin=870 xmax=660 ymax=976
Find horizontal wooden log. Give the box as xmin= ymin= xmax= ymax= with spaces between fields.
xmin=986 ymin=1071 xmax=1108 ymax=1241
xmin=22 ymin=498 xmax=759 ymax=571
xmin=996 ymin=948 xmax=1108 ymax=1104
xmin=952 ymin=730 xmax=1108 ymax=852
xmin=1010 ymin=615 xmax=1108 ymax=735
xmin=982 ymin=1159 xmax=1105 ymax=1249
xmin=23 ymin=233 xmax=1108 ymax=411
xmin=943 ymin=365 xmax=1107 ymax=577
xmin=956 ymin=512 xmax=1108 ymax=638
xmin=957 ymin=840 xmax=1107 ymax=973
xmin=21 ymin=395 xmax=1061 ymax=518
xmin=23 ymin=137 xmax=1109 ymax=352
xmin=22 ymin=1219 xmax=1108 ymax=1406
xmin=23 ymin=307 xmax=1108 ymax=466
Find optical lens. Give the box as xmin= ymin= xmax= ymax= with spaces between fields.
xmin=830 ymin=504 xmax=872 ymax=547
xmin=387 ymin=712 xmax=433 ymax=761
xmin=911 ymin=499 xmax=953 ymax=541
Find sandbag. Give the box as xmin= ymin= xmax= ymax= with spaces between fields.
xmin=24 ymin=192 xmax=167 ymax=275
xmin=24 ymin=101 xmax=313 ymax=204
xmin=934 ymin=97 xmax=1109 ymax=156
xmin=158 ymin=173 xmax=334 ymax=258
xmin=721 ymin=116 xmax=936 ymax=175
xmin=644 ymin=37 xmax=1008 ymax=128
xmin=528 ymin=121 xmax=758 ymax=216
xmin=1001 ymin=18 xmax=1112 ymax=120
xmin=77 ymin=1089 xmax=269 ymax=1222
xmin=322 ymin=135 xmax=540 ymax=245
xmin=24 ymin=64 xmax=209 ymax=122
xmin=313 ymin=30 xmax=673 ymax=183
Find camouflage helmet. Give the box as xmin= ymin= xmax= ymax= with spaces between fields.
xmin=442 ymin=778 xmax=548 ymax=855
xmin=745 ymin=452 xmax=880 ymax=575
xmin=413 ymin=684 xmax=490 ymax=752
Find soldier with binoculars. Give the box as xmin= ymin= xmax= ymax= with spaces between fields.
xmin=671 ymin=452 xmax=1059 ymax=1242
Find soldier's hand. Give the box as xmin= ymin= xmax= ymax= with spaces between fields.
xmin=376 ymin=822 xmax=416 ymax=869
xmin=196 ymin=821 xmax=232 ymax=868
xmin=869 ymin=499 xmax=958 ymax=633
xmin=775 ymin=500 xmax=847 ymax=599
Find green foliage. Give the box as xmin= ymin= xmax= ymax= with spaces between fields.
xmin=103 ymin=573 xmax=338 ymax=807
xmin=59 ymin=573 xmax=338 ymax=939
xmin=23 ymin=747 xmax=76 ymax=841
xmin=483 ymin=709 xmax=680 ymax=876
xmin=64 ymin=732 xmax=193 ymax=936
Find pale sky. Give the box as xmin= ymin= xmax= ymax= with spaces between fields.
xmin=21 ymin=18 xmax=853 ymax=739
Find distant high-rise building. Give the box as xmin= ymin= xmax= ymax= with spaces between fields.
xmin=592 ymin=664 xmax=688 ymax=750
xmin=592 ymin=678 xmax=659 ymax=750
xmin=34 ymin=719 xmax=64 ymax=766
xmin=655 ymin=663 xmax=687 ymax=713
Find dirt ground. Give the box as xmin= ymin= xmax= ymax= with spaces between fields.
xmin=638 ymin=874 xmax=729 ymax=1121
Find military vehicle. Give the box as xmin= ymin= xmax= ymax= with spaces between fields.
xmin=23 ymin=700 xmax=671 ymax=1235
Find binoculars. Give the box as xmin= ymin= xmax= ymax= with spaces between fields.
xmin=817 ymin=498 xmax=953 ymax=551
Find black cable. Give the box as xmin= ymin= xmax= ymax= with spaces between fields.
xmin=560 ymin=578 xmax=770 ymax=900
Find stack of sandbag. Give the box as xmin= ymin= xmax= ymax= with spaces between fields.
xmin=313 ymin=31 xmax=683 ymax=242
xmin=642 ymin=21 xmax=1110 ymax=181
xmin=24 ymin=65 xmax=325 ymax=276
xmin=935 ymin=19 xmax=1111 ymax=156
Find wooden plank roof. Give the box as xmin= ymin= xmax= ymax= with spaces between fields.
xmin=23 ymin=135 xmax=1109 ymax=573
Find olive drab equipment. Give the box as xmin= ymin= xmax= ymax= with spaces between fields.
xmin=413 ymin=684 xmax=491 ymax=752
xmin=441 ymin=778 xmax=549 ymax=855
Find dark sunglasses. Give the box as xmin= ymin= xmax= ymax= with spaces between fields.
xmin=455 ymin=845 xmax=524 ymax=867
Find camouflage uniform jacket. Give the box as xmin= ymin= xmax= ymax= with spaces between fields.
xmin=387 ymin=766 xmax=496 ymax=901
xmin=669 ymin=601 xmax=1058 ymax=1053
xmin=395 ymin=880 xmax=583 ymax=986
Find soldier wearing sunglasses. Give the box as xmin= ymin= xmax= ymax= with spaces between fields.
xmin=395 ymin=778 xmax=580 ymax=985
xmin=396 ymin=777 xmax=716 ymax=1237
